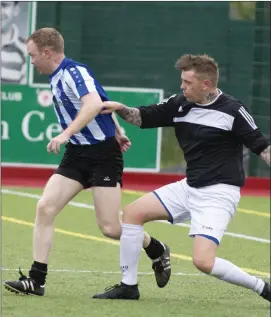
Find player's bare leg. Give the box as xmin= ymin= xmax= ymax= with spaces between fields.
xmin=193 ymin=235 xmax=270 ymax=302
xmin=4 ymin=175 xmax=83 ymax=296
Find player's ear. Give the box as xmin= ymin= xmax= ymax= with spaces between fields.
xmin=44 ymin=48 xmax=52 ymax=59
xmin=203 ymin=79 xmax=212 ymax=91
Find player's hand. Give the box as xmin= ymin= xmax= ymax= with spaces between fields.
xmin=101 ymin=101 xmax=123 ymax=114
xmin=115 ymin=133 xmax=131 ymax=152
xmin=47 ymin=133 xmax=69 ymax=154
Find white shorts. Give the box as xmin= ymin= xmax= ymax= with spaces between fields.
xmin=153 ymin=178 xmax=240 ymax=244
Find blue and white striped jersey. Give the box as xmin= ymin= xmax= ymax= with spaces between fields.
xmin=49 ymin=57 xmax=115 ymax=145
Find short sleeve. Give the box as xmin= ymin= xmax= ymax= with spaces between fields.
xmin=65 ymin=66 xmax=97 ymax=99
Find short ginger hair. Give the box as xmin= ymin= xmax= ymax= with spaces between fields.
xmin=26 ymin=28 xmax=64 ymax=53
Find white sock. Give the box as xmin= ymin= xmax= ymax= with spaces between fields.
xmin=120 ymin=223 xmax=144 ymax=286
xmin=211 ymin=257 xmax=265 ymax=295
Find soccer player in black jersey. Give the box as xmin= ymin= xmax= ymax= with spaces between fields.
xmin=93 ymin=54 xmax=270 ymax=302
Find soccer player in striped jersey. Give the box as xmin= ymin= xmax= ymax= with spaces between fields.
xmin=3 ymin=28 xmax=171 ymax=297
xmin=1 ymin=1 xmax=27 ymax=84
xmin=93 ymin=54 xmax=270 ymax=301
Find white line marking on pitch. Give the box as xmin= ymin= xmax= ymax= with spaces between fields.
xmin=1 ymin=268 xmax=269 ymax=278
xmin=1 ymin=268 xmax=202 ymax=276
xmin=2 ymin=189 xmax=270 ymax=244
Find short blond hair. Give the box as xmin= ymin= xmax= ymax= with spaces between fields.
xmin=26 ymin=28 xmax=64 ymax=53
xmin=175 ymin=54 xmax=219 ymax=86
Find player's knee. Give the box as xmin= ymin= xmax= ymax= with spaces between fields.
xmin=36 ymin=199 xmax=57 ymax=222
xmin=193 ymin=255 xmax=214 ymax=274
xmin=99 ymin=224 xmax=121 ymax=240
xmin=122 ymin=205 xmax=146 ymax=225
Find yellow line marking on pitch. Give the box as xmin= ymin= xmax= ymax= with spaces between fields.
xmin=237 ymin=208 xmax=270 ymax=218
xmin=2 ymin=215 xmax=270 ymax=277
xmin=123 ymin=189 xmax=147 ymax=195
xmin=1 ymin=216 xmax=120 ymax=246
xmin=123 ymin=190 xmax=270 ymax=218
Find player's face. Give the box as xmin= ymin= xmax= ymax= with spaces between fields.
xmin=181 ymin=70 xmax=210 ymax=103
xmin=27 ymin=40 xmax=53 ymax=75
xmin=1 ymin=2 xmax=18 ymax=33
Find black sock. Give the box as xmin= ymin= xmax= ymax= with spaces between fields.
xmin=29 ymin=261 xmax=48 ymax=285
xmin=121 ymin=282 xmax=138 ymax=288
xmin=144 ymin=237 xmax=165 ymax=260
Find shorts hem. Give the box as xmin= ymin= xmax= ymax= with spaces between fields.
xmin=153 ymin=190 xmax=173 ymax=223
xmin=193 ymin=234 xmax=220 ymax=246
xmin=54 ymin=169 xmax=85 ymax=187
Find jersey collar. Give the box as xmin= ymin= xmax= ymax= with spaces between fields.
xmin=49 ymin=57 xmax=73 ymax=79
xmin=195 ymin=89 xmax=223 ymax=106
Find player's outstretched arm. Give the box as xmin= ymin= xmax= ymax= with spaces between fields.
xmin=260 ymin=145 xmax=270 ymax=166
xmin=101 ymin=101 xmax=142 ymax=127
xmin=116 ymin=106 xmax=142 ymax=127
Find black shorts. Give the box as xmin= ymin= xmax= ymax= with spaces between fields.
xmin=55 ymin=137 xmax=124 ymax=188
